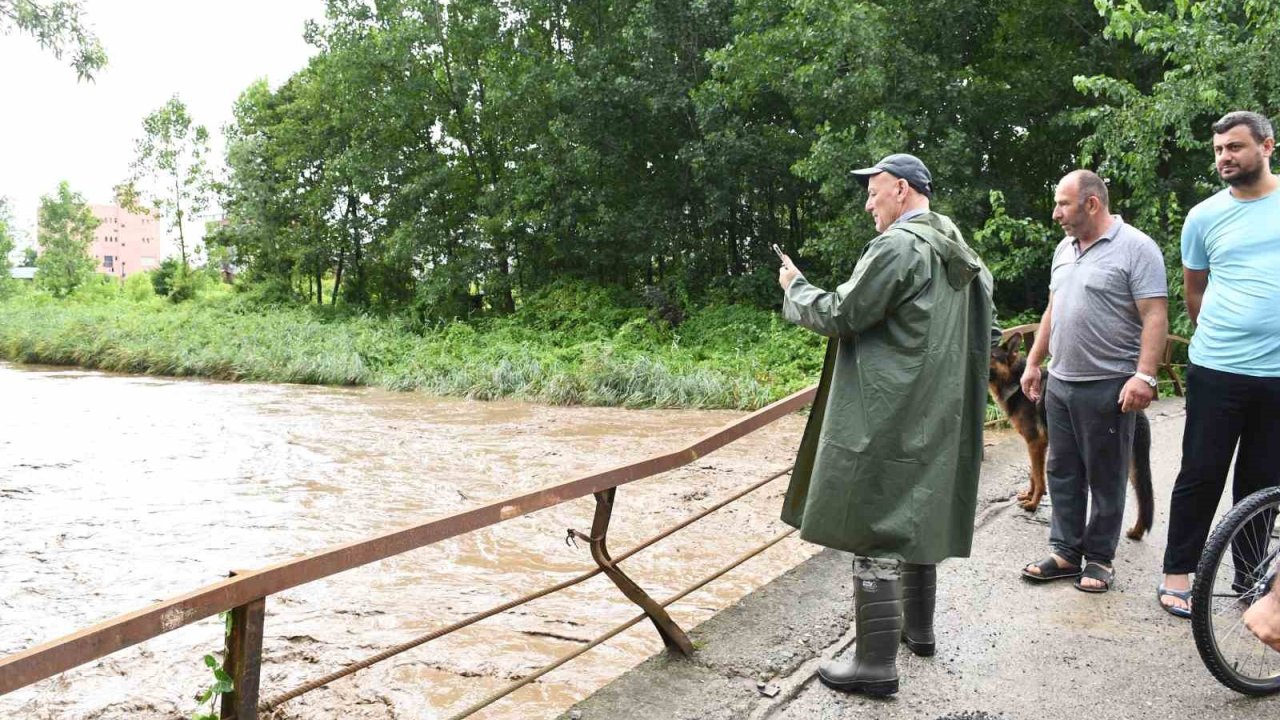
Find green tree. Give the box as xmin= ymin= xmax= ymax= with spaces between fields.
xmin=1069 ymin=0 xmax=1280 ymax=332
xmin=35 ymin=181 xmax=98 ymax=297
xmin=0 ymin=197 xmax=15 ymax=295
xmin=220 ymin=0 xmax=740 ymax=314
xmin=696 ymin=0 xmax=1161 ymax=312
xmin=0 ymin=0 xmax=106 ymax=79
xmin=217 ymin=73 xmax=348 ymax=306
xmin=21 ymin=247 xmax=38 ymax=267
xmin=122 ymin=95 xmax=213 ymax=271
xmin=214 ymin=0 xmax=1182 ymax=323
xmin=221 ymin=0 xmax=549 ymax=312
xmin=149 ymin=256 xmax=181 ymax=297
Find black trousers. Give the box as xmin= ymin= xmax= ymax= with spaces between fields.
xmin=1162 ymin=364 xmax=1280 ymax=575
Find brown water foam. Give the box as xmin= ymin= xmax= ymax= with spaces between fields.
xmin=0 ymin=363 xmax=815 ymax=719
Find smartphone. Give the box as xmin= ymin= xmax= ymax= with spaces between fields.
xmin=771 ymin=243 xmax=784 ymax=259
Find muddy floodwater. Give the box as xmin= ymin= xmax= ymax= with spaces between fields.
xmin=0 ymin=362 xmax=816 ymax=719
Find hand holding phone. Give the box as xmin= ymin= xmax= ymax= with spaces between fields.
xmin=775 ymin=244 xmax=800 ymax=291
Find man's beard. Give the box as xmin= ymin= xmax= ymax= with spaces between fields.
xmin=1222 ymin=160 xmax=1265 ymax=187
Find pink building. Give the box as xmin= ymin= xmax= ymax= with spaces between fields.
xmin=89 ymin=204 xmax=162 ymax=278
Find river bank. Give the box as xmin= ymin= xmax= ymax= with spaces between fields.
xmin=0 ymin=285 xmax=825 ymax=411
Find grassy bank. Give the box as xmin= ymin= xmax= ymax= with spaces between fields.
xmin=0 ymin=283 xmax=829 ymax=410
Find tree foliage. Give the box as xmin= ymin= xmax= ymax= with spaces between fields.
xmin=0 ymin=197 xmax=15 ymax=295
xmin=0 ymin=0 xmax=106 ymax=80
xmin=122 ymin=95 xmax=213 ymax=270
xmin=1068 ymin=0 xmax=1280 ymax=332
xmin=211 ymin=0 xmax=1263 ymax=323
xmin=35 ymin=181 xmax=98 ymax=297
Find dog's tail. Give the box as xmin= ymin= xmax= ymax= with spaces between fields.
xmin=1126 ymin=411 xmax=1154 ymax=540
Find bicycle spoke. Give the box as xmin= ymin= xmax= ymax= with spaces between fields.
xmin=1250 ymin=636 xmax=1280 ymax=680
xmin=1195 ymin=489 xmax=1280 ymax=695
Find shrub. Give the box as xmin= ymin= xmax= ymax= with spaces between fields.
xmin=166 ymin=266 xmax=213 ymax=303
xmin=151 ymin=257 xmax=181 ymax=297
xmin=124 ymin=271 xmax=157 ymax=302
xmin=69 ymin=273 xmax=121 ymax=303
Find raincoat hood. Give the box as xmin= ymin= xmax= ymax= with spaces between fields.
xmin=899 ymin=212 xmax=983 ymax=290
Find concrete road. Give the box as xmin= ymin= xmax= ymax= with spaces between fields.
xmin=560 ymin=396 xmax=1280 ymax=719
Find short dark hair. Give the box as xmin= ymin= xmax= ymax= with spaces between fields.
xmin=1069 ymin=169 xmax=1110 ymax=210
xmin=1212 ymin=111 xmax=1275 ymax=143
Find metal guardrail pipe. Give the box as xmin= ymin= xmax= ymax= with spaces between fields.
xmin=257 ymin=465 xmax=797 ymax=715
xmin=443 ymin=528 xmax=799 ymax=720
xmin=0 ymin=384 xmax=817 ymax=696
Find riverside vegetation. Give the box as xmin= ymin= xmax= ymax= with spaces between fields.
xmin=0 ymin=274 xmax=1028 ymax=422
xmin=0 ymin=275 xmax=829 ymax=411
xmin=5 ymin=0 xmax=1252 ymax=412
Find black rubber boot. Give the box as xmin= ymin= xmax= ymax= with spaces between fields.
xmin=818 ymin=574 xmax=902 ymax=696
xmin=901 ymin=562 xmax=936 ymax=657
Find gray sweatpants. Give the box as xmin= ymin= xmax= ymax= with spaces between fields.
xmin=1045 ymin=374 xmax=1135 ymax=567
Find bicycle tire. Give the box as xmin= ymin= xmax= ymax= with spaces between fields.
xmin=1191 ymin=485 xmax=1280 ymax=696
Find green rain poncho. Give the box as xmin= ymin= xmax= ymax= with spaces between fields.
xmin=781 ymin=211 xmax=994 ymax=563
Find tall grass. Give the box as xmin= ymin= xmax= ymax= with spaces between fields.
xmin=0 ymin=284 xmax=825 ymax=410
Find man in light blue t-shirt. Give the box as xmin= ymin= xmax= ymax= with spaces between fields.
xmin=1158 ymin=111 xmax=1280 ymax=618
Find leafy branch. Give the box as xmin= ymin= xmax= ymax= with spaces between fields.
xmin=192 ymin=612 xmax=234 ymax=720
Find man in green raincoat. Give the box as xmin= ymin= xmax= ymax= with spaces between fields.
xmin=777 ymin=153 xmax=994 ymax=697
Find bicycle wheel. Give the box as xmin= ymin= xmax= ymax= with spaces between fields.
xmin=1191 ymin=485 xmax=1280 ymax=695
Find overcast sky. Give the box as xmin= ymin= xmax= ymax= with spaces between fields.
xmin=1 ymin=0 xmax=326 ymax=253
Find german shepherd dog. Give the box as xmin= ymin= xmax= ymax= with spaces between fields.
xmin=989 ymin=331 xmax=1154 ymax=540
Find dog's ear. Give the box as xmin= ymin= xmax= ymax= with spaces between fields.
xmin=1004 ymin=332 xmax=1023 ymax=360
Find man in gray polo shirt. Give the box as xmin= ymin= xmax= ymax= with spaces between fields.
xmin=1019 ymin=170 xmax=1168 ymax=592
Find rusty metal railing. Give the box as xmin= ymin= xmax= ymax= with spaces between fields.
xmin=443 ymin=527 xmax=798 ymax=720
xmin=258 ymin=464 xmax=797 ymax=716
xmin=0 ymin=384 xmax=818 ymax=718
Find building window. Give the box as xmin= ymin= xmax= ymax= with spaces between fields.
xmin=103 ymin=255 xmax=114 ymax=268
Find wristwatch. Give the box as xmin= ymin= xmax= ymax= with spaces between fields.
xmin=1134 ymin=372 xmax=1158 ymax=389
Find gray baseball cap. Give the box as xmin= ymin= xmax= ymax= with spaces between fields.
xmin=852 ymin=153 xmax=933 ymax=198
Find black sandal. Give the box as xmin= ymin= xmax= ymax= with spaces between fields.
xmin=1021 ymin=556 xmax=1081 ymax=582
xmin=1074 ymin=562 xmax=1114 ymax=593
